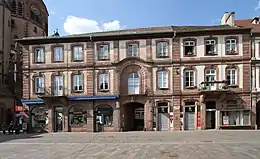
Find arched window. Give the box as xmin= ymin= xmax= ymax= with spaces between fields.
xmin=31 ymin=107 xmax=48 ymax=128
xmin=95 ymin=105 xmax=113 ymax=126
xmin=205 ymin=69 xmax=216 ymax=90
xmin=68 ymin=106 xmax=87 ymax=127
xmin=128 ymin=72 xmax=140 ymax=94
xmin=18 ymin=1 xmax=23 ymax=16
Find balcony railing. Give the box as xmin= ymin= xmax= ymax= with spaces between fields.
xmin=198 ymin=80 xmax=229 ymax=92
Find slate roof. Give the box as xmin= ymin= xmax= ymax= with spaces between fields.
xmin=17 ymin=25 xmax=247 ymax=42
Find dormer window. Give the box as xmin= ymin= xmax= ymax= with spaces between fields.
xmin=184 ymin=40 xmax=196 ymax=56
xmin=205 ymin=39 xmax=217 ymax=55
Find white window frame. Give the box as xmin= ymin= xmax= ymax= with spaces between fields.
xmin=99 ymin=73 xmax=109 ymax=90
xmin=226 ymin=39 xmax=237 ymax=53
xmin=53 ymin=46 xmax=63 ymax=62
xmin=73 ymin=46 xmax=83 ymax=61
xmin=184 ymin=70 xmax=195 ymax=87
xmin=157 ymin=71 xmax=168 ymax=89
xmin=35 ymin=76 xmax=44 ymax=93
xmin=127 ymin=43 xmax=139 ymax=57
xmin=53 ymin=75 xmax=63 ymax=96
xmin=205 ymin=39 xmax=217 ymax=55
xmin=128 ymin=72 xmax=140 ymax=94
xmin=98 ymin=45 xmax=109 ymax=60
xmin=184 ymin=41 xmax=195 ymax=55
xmin=226 ymin=68 xmax=237 ymax=86
xmin=73 ymin=74 xmax=83 ymax=92
xmin=34 ymin=47 xmax=45 ymax=63
xmin=156 ymin=41 xmax=168 ymax=57
xmin=205 ymin=69 xmax=216 ymax=90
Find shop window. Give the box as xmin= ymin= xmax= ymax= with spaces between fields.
xmin=69 ymin=106 xmax=87 ymax=127
xmin=221 ymin=110 xmax=250 ymax=126
xmin=96 ymin=105 xmax=113 ymax=126
xmin=31 ymin=107 xmax=48 ymax=129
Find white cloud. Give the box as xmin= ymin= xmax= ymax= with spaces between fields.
xmin=255 ymin=0 xmax=260 ymax=10
xmin=63 ymin=16 xmax=124 ymax=35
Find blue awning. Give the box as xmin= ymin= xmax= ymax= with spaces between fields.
xmin=21 ymin=99 xmax=45 ymax=105
xmin=67 ymin=95 xmax=118 ymax=101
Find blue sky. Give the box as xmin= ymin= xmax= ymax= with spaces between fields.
xmin=43 ymin=0 xmax=260 ymax=36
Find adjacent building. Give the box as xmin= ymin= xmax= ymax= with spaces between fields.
xmin=16 ymin=13 xmax=254 ymax=132
xmin=0 ymin=0 xmax=48 ymax=124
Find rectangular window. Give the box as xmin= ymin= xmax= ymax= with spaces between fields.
xmin=35 ymin=76 xmax=44 ymax=93
xmin=184 ymin=70 xmax=195 ymax=87
xmin=98 ymin=45 xmax=109 ymax=60
xmin=72 ymin=46 xmax=83 ymax=61
xmin=184 ymin=41 xmax=195 ymax=56
xmin=157 ymin=71 xmax=168 ymax=89
xmin=73 ymin=74 xmax=83 ymax=92
xmin=127 ymin=43 xmax=139 ymax=57
xmin=226 ymin=39 xmax=236 ymax=54
xmin=99 ymin=73 xmax=109 ymax=90
xmin=221 ymin=110 xmax=250 ymax=126
xmin=205 ymin=40 xmax=217 ymax=55
xmin=128 ymin=73 xmax=140 ymax=94
xmin=156 ymin=42 xmax=168 ymax=57
xmin=53 ymin=76 xmax=63 ymax=96
xmin=226 ymin=69 xmax=237 ymax=86
xmin=34 ymin=47 xmax=45 ymax=63
xmin=53 ymin=46 xmax=63 ymax=62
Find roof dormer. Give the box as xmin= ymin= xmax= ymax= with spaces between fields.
xmin=251 ymin=17 xmax=260 ymax=24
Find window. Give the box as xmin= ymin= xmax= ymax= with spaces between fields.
xmin=53 ymin=46 xmax=63 ymax=62
xmin=157 ymin=71 xmax=168 ymax=89
xmin=205 ymin=39 xmax=217 ymax=55
xmin=127 ymin=43 xmax=139 ymax=57
xmin=31 ymin=107 xmax=48 ymax=129
xmin=11 ymin=0 xmax=17 ymax=14
xmin=205 ymin=69 xmax=216 ymax=90
xmin=96 ymin=105 xmax=113 ymax=126
xmin=34 ymin=76 xmax=44 ymax=94
xmin=34 ymin=47 xmax=45 ymax=63
xmin=18 ymin=1 xmax=23 ymax=16
xmin=72 ymin=74 xmax=83 ymax=92
xmin=53 ymin=75 xmax=63 ymax=96
xmin=221 ymin=110 xmax=250 ymax=126
xmin=72 ymin=46 xmax=83 ymax=61
xmin=34 ymin=27 xmax=37 ymax=33
xmin=184 ymin=70 xmax=195 ymax=87
xmin=98 ymin=45 xmax=109 ymax=60
xmin=226 ymin=68 xmax=237 ymax=86
xmin=69 ymin=106 xmax=87 ymax=127
xmin=128 ymin=72 xmax=140 ymax=94
xmin=226 ymin=39 xmax=237 ymax=54
xmin=99 ymin=73 xmax=109 ymax=90
xmin=156 ymin=41 xmax=168 ymax=57
xmin=184 ymin=40 xmax=195 ymax=56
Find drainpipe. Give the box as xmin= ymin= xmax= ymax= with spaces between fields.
xmin=90 ymin=35 xmax=96 ymax=132
xmin=170 ymin=30 xmax=176 ymax=131
xmin=249 ymin=31 xmax=253 ymax=127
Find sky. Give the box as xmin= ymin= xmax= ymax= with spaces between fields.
xmin=42 ymin=0 xmax=260 ymax=36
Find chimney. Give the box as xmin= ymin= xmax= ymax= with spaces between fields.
xmin=221 ymin=12 xmax=229 ymax=25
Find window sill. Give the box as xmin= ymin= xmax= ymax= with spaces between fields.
xmin=34 ymin=62 xmax=45 ymax=64
xmin=228 ymin=85 xmax=238 ymax=88
xmin=99 ymin=89 xmax=109 ymax=92
xmin=35 ymin=92 xmax=45 ymax=95
xmin=98 ymin=59 xmax=110 ymax=61
xmin=73 ymin=90 xmax=84 ymax=93
xmin=53 ymin=61 xmax=64 ymax=63
xmin=158 ymin=87 xmax=169 ymax=90
xmin=226 ymin=52 xmax=238 ymax=55
xmin=205 ymin=53 xmax=218 ymax=56
xmin=184 ymin=86 xmax=196 ymax=89
xmin=184 ymin=54 xmax=196 ymax=57
xmin=72 ymin=60 xmax=84 ymax=62
xmin=156 ymin=56 xmax=169 ymax=58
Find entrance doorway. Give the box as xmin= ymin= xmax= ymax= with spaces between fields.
xmin=122 ymin=102 xmax=144 ymax=131
xmin=206 ymin=101 xmax=216 ymax=129
xmin=184 ymin=106 xmax=195 ymax=130
xmin=257 ymin=102 xmax=260 ymax=129
xmin=157 ymin=102 xmax=168 ymax=131
xmin=53 ymin=106 xmax=64 ymax=132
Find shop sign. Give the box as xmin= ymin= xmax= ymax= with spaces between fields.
xmin=15 ymin=105 xmax=24 ymax=112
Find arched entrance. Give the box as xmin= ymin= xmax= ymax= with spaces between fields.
xmin=95 ymin=105 xmax=113 ymax=132
xmin=122 ymin=102 xmax=144 ymax=131
xmin=256 ymin=102 xmax=260 ymax=129
xmin=68 ymin=105 xmax=87 ymax=132
xmin=31 ymin=107 xmax=48 ymax=133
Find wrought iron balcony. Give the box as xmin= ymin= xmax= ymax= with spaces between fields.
xmin=198 ymin=80 xmax=229 ymax=93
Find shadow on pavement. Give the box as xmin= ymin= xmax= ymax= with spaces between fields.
xmin=0 ymin=132 xmax=43 ymax=143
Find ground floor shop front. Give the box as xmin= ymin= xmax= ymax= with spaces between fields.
xmin=21 ymin=93 xmax=254 ymax=133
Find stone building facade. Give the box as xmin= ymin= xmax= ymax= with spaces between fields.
xmin=16 ymin=22 xmax=254 ymax=132
xmin=0 ymin=0 xmax=48 ymax=124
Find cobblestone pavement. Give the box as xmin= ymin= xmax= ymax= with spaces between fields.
xmin=0 ymin=131 xmax=260 ymax=159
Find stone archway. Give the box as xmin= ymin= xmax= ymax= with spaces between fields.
xmin=122 ymin=102 xmax=145 ymax=131
xmin=30 ymin=106 xmax=48 ymax=133
xmin=68 ymin=105 xmax=87 ymax=132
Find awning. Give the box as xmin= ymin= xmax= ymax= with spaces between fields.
xmin=67 ymin=95 xmax=118 ymax=101
xmin=21 ymin=99 xmax=45 ymax=105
